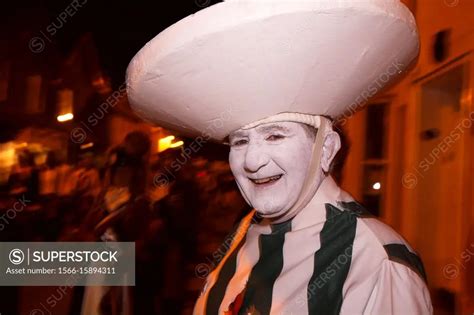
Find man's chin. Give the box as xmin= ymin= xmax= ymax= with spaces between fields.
xmin=254 ymin=205 xmax=287 ymax=218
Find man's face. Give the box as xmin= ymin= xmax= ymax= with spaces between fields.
xmin=229 ymin=121 xmax=314 ymax=216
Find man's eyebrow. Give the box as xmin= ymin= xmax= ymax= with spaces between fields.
xmin=229 ymin=130 xmax=248 ymax=139
xmin=256 ymin=124 xmax=291 ymax=134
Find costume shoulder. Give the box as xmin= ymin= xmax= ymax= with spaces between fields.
xmin=332 ymin=201 xmax=433 ymax=314
xmin=335 ymin=201 xmax=427 ymax=281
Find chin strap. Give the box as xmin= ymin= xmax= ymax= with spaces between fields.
xmin=263 ymin=115 xmax=331 ymax=222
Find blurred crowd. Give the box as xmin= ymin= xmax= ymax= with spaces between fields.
xmin=0 ymin=131 xmax=249 ymax=315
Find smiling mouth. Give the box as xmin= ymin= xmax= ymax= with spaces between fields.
xmin=250 ymin=174 xmax=283 ymax=185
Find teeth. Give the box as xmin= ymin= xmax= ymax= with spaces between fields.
xmin=252 ymin=175 xmax=282 ymax=184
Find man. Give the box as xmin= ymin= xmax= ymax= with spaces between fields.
xmin=126 ymin=0 xmax=433 ymax=314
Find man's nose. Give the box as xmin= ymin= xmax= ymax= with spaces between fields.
xmin=244 ymin=143 xmax=270 ymax=173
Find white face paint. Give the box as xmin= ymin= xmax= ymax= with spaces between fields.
xmin=229 ymin=121 xmax=314 ymax=217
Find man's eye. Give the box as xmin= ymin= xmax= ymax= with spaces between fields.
xmin=266 ymin=134 xmax=285 ymax=141
xmin=231 ymin=139 xmax=248 ymax=146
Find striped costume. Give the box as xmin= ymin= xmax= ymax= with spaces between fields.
xmin=194 ymin=176 xmax=432 ymax=315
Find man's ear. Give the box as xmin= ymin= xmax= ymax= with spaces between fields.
xmin=321 ymin=131 xmax=341 ymax=173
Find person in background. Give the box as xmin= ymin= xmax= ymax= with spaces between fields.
xmin=80 ymin=131 xmax=158 ymax=315
xmin=38 ymin=151 xmax=62 ymax=240
xmin=74 ymin=152 xmax=101 ymax=200
xmin=152 ymin=147 xmax=201 ymax=314
xmin=56 ymin=156 xmax=74 ymax=197
xmin=8 ymin=149 xmax=39 ymax=198
xmin=38 ymin=151 xmax=58 ymax=197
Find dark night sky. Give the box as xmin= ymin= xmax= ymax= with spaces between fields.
xmin=0 ymin=0 xmax=230 ymax=158
xmin=1 ymin=0 xmax=222 ymax=88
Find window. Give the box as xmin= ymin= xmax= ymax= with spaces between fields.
xmin=361 ymin=103 xmax=389 ymax=216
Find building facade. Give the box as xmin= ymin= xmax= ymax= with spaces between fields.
xmin=340 ymin=1 xmax=474 ymax=312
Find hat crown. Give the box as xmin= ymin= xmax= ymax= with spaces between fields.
xmin=126 ymin=0 xmax=419 ymax=141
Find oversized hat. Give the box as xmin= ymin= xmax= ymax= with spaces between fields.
xmin=126 ymin=0 xmax=419 ymax=142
